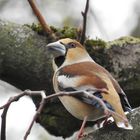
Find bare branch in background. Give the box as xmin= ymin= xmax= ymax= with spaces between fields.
xmin=27 ymin=0 xmax=56 ymax=40
xmin=0 ymin=88 xmax=128 ymax=140
xmin=80 ymin=0 xmax=90 ymax=45
xmin=0 ymin=91 xmax=31 ymax=140
xmin=0 ymin=90 xmax=45 ymax=140
xmin=24 ymin=90 xmax=46 ymax=140
xmin=1 ymin=103 xmax=10 ymax=140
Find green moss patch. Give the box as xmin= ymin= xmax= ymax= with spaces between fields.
xmin=107 ymin=36 xmax=140 ymax=48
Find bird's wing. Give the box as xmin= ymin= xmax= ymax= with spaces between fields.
xmin=57 ymin=74 xmax=114 ymax=110
xmin=57 ymin=61 xmax=133 ymax=129
xmin=57 ymin=61 xmax=131 ymax=111
xmin=92 ymin=62 xmax=132 ymax=112
xmin=57 ymin=62 xmax=114 ymax=110
xmin=108 ymin=75 xmax=132 ymax=111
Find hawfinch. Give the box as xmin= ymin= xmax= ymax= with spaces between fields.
xmin=46 ymin=38 xmax=133 ymax=138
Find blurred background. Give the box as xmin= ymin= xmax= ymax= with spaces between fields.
xmin=0 ymin=0 xmax=139 ymax=40
xmin=0 ymin=0 xmax=139 ymax=140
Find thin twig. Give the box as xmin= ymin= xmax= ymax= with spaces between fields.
xmin=0 ymin=92 xmax=29 ymax=140
xmin=44 ymin=90 xmax=127 ymax=123
xmin=1 ymin=103 xmax=10 ymax=140
xmin=27 ymin=0 xmax=56 ymax=39
xmin=24 ymin=91 xmax=46 ymax=140
xmin=80 ymin=0 xmax=90 ymax=45
xmin=0 ymin=90 xmax=42 ymax=140
xmin=0 ymin=92 xmax=28 ymax=109
xmin=0 ymin=89 xmax=128 ymax=140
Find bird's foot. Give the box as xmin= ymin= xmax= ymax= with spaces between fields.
xmin=77 ymin=116 xmax=87 ymax=140
xmin=103 ymin=117 xmax=113 ymax=127
xmin=77 ymin=131 xmax=84 ymax=140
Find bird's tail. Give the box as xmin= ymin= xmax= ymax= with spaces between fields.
xmin=116 ymin=121 xmax=133 ymax=130
xmin=112 ymin=111 xmax=133 ymax=130
xmin=105 ymin=86 xmax=133 ymax=130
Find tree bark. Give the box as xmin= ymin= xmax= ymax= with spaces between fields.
xmin=0 ymin=20 xmax=140 ymax=137
xmin=83 ymin=107 xmax=140 ymax=140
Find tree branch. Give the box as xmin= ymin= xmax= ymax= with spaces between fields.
xmin=27 ymin=0 xmax=56 ymax=40
xmin=0 ymin=90 xmax=42 ymax=140
xmin=1 ymin=104 xmax=9 ymax=140
xmin=24 ymin=91 xmax=46 ymax=140
xmin=0 ymin=89 xmax=128 ymax=140
xmin=80 ymin=0 xmax=90 ymax=45
xmin=0 ymin=92 xmax=30 ymax=140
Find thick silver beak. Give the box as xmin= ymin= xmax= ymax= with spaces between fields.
xmin=46 ymin=41 xmax=66 ymax=57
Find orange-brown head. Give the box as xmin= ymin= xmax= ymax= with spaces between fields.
xmin=46 ymin=38 xmax=93 ymax=69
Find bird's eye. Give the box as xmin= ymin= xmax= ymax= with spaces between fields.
xmin=68 ymin=42 xmax=76 ymax=48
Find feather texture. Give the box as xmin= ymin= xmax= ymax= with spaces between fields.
xmin=47 ymin=38 xmax=132 ymax=130
xmin=59 ymin=61 xmax=131 ymax=111
xmin=56 ymin=61 xmax=132 ymax=129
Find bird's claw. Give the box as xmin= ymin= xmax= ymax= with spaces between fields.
xmin=77 ymin=132 xmax=84 ymax=140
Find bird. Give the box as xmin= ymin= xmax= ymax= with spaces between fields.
xmin=46 ymin=38 xmax=133 ymax=139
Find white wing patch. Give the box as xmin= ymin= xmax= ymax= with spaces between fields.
xmin=58 ymin=75 xmax=81 ymax=88
xmin=57 ymin=75 xmax=96 ymax=91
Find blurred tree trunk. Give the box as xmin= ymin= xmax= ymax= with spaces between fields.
xmin=0 ymin=20 xmax=140 ymax=137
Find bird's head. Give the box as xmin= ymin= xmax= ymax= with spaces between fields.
xmin=46 ymin=38 xmax=92 ymax=69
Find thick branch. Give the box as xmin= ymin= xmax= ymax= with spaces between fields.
xmin=80 ymin=0 xmax=90 ymax=44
